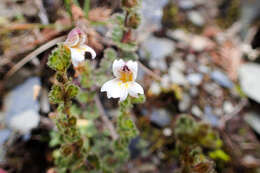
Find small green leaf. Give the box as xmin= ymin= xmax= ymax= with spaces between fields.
xmin=47 ymin=45 xmax=71 ymax=72
xmin=65 ymin=84 xmax=79 ymax=99
xmin=111 ymin=26 xmax=123 ymax=43
xmin=209 ymin=149 xmax=230 ymax=162
xmin=104 ymin=48 xmax=117 ymax=60
xmin=115 ymin=41 xmax=138 ymax=52
xmin=131 ymin=95 xmax=145 ymax=104
xmin=112 ymin=13 xmax=125 ymax=26
xmin=49 ymin=85 xmax=63 ymax=104
xmin=121 ymin=51 xmax=139 ymax=60
xmin=83 ymin=0 xmax=90 ymax=18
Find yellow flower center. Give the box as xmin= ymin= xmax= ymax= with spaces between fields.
xmin=119 ymin=65 xmax=133 ymax=83
xmin=120 ymin=71 xmax=133 ymax=83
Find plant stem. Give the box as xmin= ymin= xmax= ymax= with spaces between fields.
xmin=94 ymin=95 xmax=119 ymax=140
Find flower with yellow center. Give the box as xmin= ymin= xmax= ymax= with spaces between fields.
xmin=64 ymin=27 xmax=96 ymax=67
xmin=101 ymin=59 xmax=144 ymax=101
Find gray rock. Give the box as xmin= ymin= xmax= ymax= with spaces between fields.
xmin=198 ymin=65 xmax=210 ymax=74
xmin=244 ymin=112 xmax=260 ymax=135
xmin=0 ymin=129 xmax=11 ymax=146
xmin=179 ymin=0 xmax=195 ymax=9
xmin=239 ymin=63 xmax=260 ymax=103
xmin=140 ymin=36 xmax=175 ymax=71
xmin=190 ymin=36 xmax=208 ymax=52
xmin=0 ymin=129 xmax=11 ymax=163
xmin=178 ymin=93 xmax=191 ymax=112
xmin=191 ymin=105 xmax=203 ymax=117
xmin=140 ymin=36 xmax=175 ymax=60
xmin=203 ymin=83 xmax=223 ymax=97
xmin=190 ymin=87 xmax=199 ymax=97
xmin=161 ymin=75 xmax=171 ymax=89
xmin=4 ymin=77 xmax=41 ymax=134
xmin=141 ymin=0 xmax=169 ymax=30
xmin=169 ymin=67 xmax=188 ymax=85
xmin=40 ymin=88 xmax=50 ymax=113
xmin=170 ymin=59 xmax=186 ymax=72
xmin=150 ymin=109 xmax=171 ymax=127
xmin=223 ymin=101 xmax=234 ymax=114
xmin=187 ymin=11 xmax=205 ymax=26
xmin=187 ymin=73 xmax=203 ymax=86
xmin=149 ymin=82 xmax=161 ymax=96
xmin=204 ymin=106 xmax=220 ymax=127
xmin=149 ymin=59 xmax=168 ymax=71
xmin=211 ymin=70 xmax=233 ymax=88
xmin=166 ymin=29 xmax=190 ymax=44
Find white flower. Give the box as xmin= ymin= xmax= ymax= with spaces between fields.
xmin=64 ymin=27 xmax=96 ymax=67
xmin=101 ymin=59 xmax=144 ymax=102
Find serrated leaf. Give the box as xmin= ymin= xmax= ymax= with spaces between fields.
xmin=99 ymin=48 xmax=117 ymax=71
xmin=121 ymin=51 xmax=139 ymax=60
xmin=115 ymin=41 xmax=138 ymax=52
xmin=104 ymin=48 xmax=117 ymax=60
xmin=112 ymin=13 xmax=125 ymax=26
xmin=131 ymin=95 xmax=145 ymax=104
xmin=111 ymin=26 xmax=123 ymax=42
xmin=65 ymin=84 xmax=79 ymax=99
xmin=49 ymin=85 xmax=63 ymax=104
xmin=47 ymin=45 xmax=71 ymax=72
xmin=209 ymin=149 xmax=230 ymax=162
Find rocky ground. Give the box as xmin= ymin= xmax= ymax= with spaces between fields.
xmin=0 ymin=0 xmax=260 ymax=172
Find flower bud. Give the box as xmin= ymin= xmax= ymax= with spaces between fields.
xmin=122 ymin=0 xmax=138 ymax=8
xmin=126 ymin=12 xmax=141 ymax=29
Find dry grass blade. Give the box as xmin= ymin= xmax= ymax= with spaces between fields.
xmin=4 ymin=36 xmax=66 ymax=79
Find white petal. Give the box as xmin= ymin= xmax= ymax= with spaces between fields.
xmin=126 ymin=60 xmax=138 ymax=80
xmin=119 ymin=87 xmax=128 ymax=102
xmin=79 ymin=34 xmax=87 ymax=45
xmin=70 ymin=48 xmax=85 ymax=67
xmin=112 ymin=59 xmax=125 ymax=78
xmin=128 ymin=82 xmax=144 ymax=97
xmin=79 ymin=45 xmax=96 ymax=59
xmin=101 ymin=78 xmax=129 ymax=101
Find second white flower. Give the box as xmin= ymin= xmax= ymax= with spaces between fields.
xmin=101 ymin=59 xmax=144 ymax=101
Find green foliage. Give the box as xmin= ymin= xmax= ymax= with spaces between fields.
xmin=65 ymin=83 xmax=79 ymax=99
xmin=95 ymin=48 xmax=117 ymax=85
xmin=117 ymin=41 xmax=138 ymax=52
xmin=209 ymin=149 xmax=230 ymax=162
xmin=110 ymin=13 xmax=138 ymax=52
xmin=131 ymin=94 xmax=146 ymax=104
xmin=47 ymin=45 xmax=71 ymax=72
xmin=122 ymin=0 xmax=138 ymax=8
xmin=174 ymin=114 xmax=228 ymax=173
xmin=48 ymin=0 xmax=144 ymax=172
xmin=121 ymin=51 xmax=139 ymax=60
xmin=126 ymin=12 xmax=141 ymax=29
xmin=83 ymin=0 xmax=90 ymax=18
xmin=49 ymin=85 xmax=64 ymax=104
xmin=174 ymin=114 xmax=198 ymax=144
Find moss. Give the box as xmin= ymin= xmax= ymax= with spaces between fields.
xmin=162 ymin=2 xmax=204 ymax=33
xmin=216 ymin=0 xmax=241 ymax=28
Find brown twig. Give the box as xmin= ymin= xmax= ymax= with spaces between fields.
xmin=94 ymin=95 xmax=119 ymax=140
xmin=138 ymin=61 xmax=162 ymax=81
xmin=4 ymin=35 xmax=66 ymax=79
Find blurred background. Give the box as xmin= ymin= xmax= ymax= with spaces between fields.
xmin=0 ymin=0 xmax=260 ymax=172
